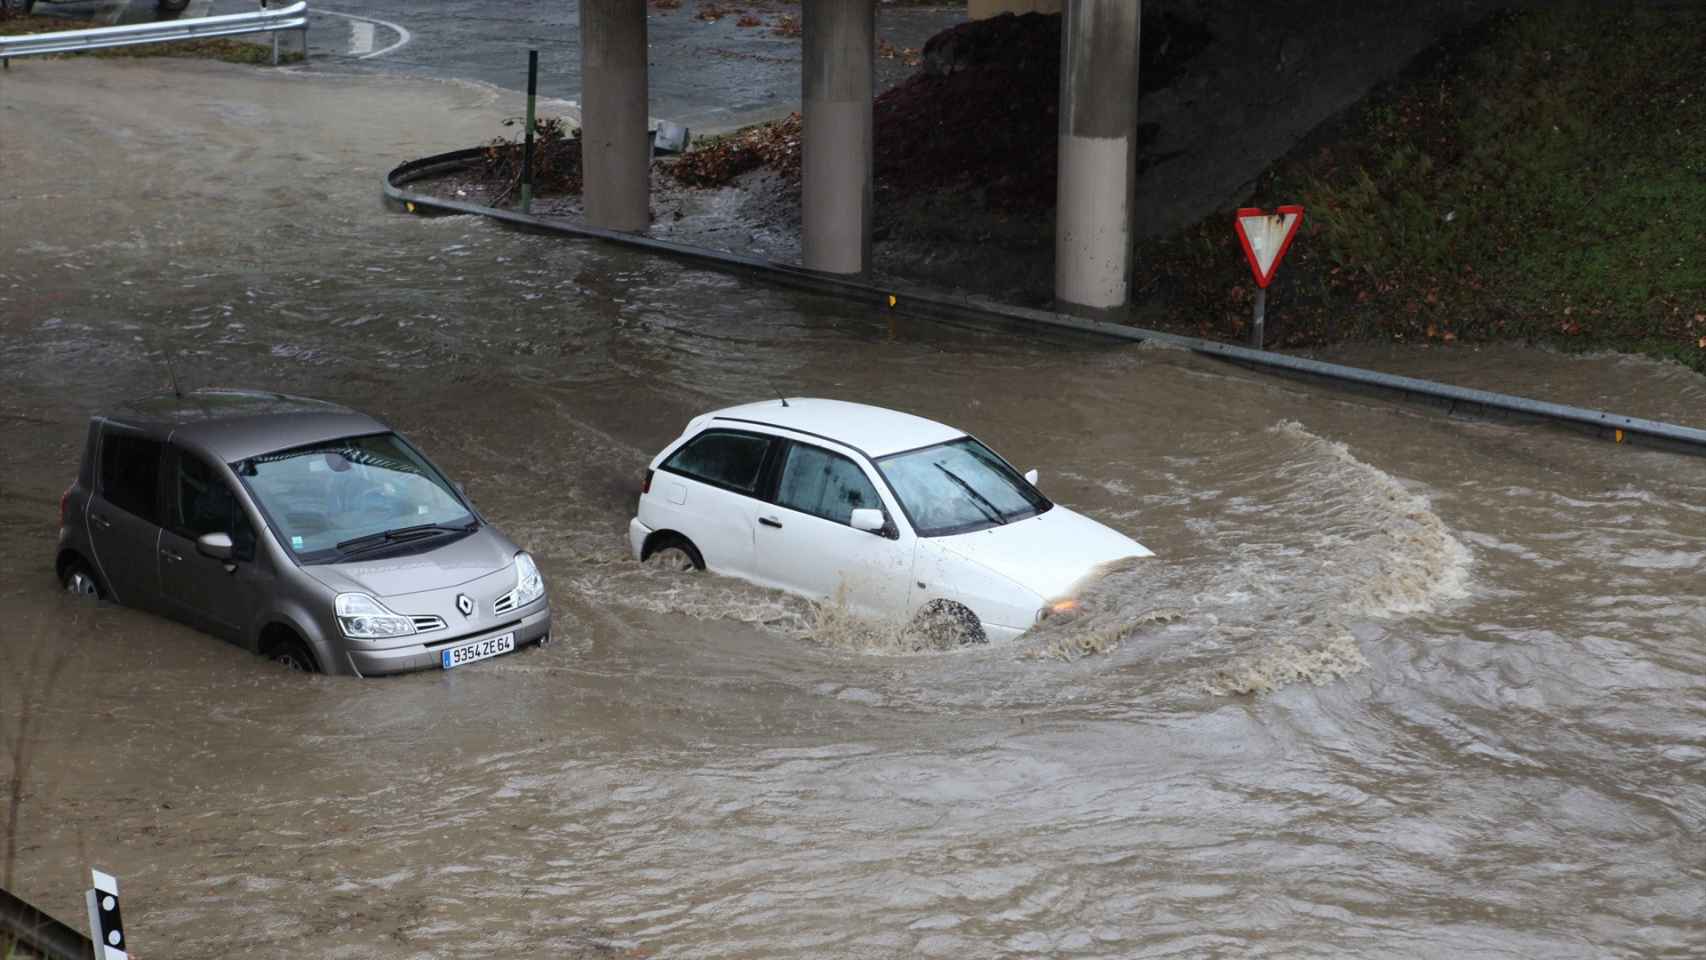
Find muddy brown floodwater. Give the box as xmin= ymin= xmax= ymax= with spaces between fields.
xmin=3 ymin=61 xmax=1704 ymax=959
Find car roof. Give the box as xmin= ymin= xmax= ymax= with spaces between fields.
xmin=101 ymin=388 xmax=390 ymax=463
xmin=704 ymin=398 xmax=963 ymax=458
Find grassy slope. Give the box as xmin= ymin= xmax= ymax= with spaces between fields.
xmin=0 ymin=15 xmax=305 ymax=65
xmin=1136 ymin=3 xmax=1706 ymax=369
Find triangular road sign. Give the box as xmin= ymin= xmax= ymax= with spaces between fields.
xmin=1234 ymin=205 xmax=1305 ymax=288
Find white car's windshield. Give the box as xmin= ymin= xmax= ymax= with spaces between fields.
xmin=877 ymin=437 xmax=1051 ymax=537
xmin=235 ymin=432 xmax=474 ymax=563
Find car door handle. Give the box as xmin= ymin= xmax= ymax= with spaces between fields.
xmin=90 ymin=513 xmax=112 ymax=530
xmin=160 ymin=548 xmax=183 ymax=563
xmin=758 ymin=516 xmax=783 ymax=529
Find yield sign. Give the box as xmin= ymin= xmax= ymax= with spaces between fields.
xmin=1234 ymin=205 xmax=1305 ymax=288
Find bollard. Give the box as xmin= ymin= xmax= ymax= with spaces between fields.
xmin=521 ymin=49 xmax=538 ymax=213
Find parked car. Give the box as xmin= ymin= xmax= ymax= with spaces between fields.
xmin=56 ymin=389 xmax=550 ymax=675
xmin=629 ymin=399 xmax=1152 ymax=643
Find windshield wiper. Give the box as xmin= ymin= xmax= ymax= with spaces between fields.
xmin=934 ymin=463 xmax=1007 ymax=525
xmin=336 ymin=520 xmax=476 ymax=555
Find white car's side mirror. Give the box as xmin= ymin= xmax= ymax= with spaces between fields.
xmin=850 ymin=509 xmax=886 ymax=534
xmin=1024 ymin=468 xmax=1039 ymax=486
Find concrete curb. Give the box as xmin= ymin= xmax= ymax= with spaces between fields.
xmin=384 ymin=150 xmax=1706 ymax=458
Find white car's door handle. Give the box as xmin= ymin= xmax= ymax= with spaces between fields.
xmin=758 ymin=516 xmax=783 ymax=529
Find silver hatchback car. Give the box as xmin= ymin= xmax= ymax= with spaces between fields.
xmin=55 ymin=389 xmax=551 ymax=675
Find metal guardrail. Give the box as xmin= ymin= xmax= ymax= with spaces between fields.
xmin=384 ymin=149 xmax=1706 ymax=458
xmin=0 ymin=1 xmax=308 ymax=66
xmin=1 ymin=885 xmax=93 ymax=960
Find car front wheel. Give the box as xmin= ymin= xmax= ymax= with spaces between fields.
xmin=268 ymin=639 xmax=318 ymax=673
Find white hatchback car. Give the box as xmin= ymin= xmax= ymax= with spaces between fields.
xmin=629 ymin=399 xmax=1152 ymax=643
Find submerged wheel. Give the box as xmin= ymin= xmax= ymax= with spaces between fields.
xmin=62 ymin=560 xmax=102 ymax=600
xmin=642 ymin=534 xmax=704 ymax=572
xmin=911 ymin=601 xmax=987 ymax=649
xmin=267 ymin=638 xmax=318 ymax=673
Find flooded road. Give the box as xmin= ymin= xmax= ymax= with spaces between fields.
xmin=3 ymin=61 xmax=1705 ymax=958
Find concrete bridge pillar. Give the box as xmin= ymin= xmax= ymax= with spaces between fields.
xmin=581 ymin=0 xmax=650 ymax=232
xmin=1055 ymin=0 xmax=1141 ymax=310
xmin=802 ymin=0 xmax=876 ymax=275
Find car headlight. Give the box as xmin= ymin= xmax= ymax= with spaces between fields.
xmin=335 ymin=592 xmax=416 ymax=639
xmin=512 ymin=551 xmax=545 ymax=607
xmin=1037 ymin=598 xmax=1079 ymax=622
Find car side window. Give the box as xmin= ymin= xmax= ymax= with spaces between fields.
xmin=99 ymin=431 xmax=162 ymax=524
xmin=776 ymin=444 xmax=881 ymax=527
xmin=173 ymin=451 xmax=256 ymax=561
xmin=663 ymin=430 xmax=772 ymax=493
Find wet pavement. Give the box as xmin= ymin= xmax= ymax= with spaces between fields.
xmin=3 ymin=60 xmax=1705 ymax=959
xmin=189 ymin=0 xmax=962 ymax=131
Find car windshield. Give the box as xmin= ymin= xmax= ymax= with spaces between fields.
xmin=877 ymin=437 xmax=1051 ymax=537
xmin=234 ymin=432 xmax=474 ymax=564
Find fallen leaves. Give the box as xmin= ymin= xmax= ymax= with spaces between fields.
xmin=877 ymin=39 xmax=924 ymax=67
xmin=668 ymin=113 xmax=803 ymax=187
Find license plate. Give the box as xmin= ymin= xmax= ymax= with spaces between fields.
xmin=441 ymin=632 xmax=515 ymax=669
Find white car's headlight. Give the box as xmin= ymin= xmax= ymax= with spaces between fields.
xmin=1037 ymin=598 xmax=1079 ymax=623
xmin=335 ymin=592 xmax=416 ymax=639
xmin=512 ymin=551 xmax=545 ymax=607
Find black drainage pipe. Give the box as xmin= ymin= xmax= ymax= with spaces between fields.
xmin=384 ymin=151 xmax=1706 ymax=457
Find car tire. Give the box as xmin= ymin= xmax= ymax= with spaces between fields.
xmin=911 ymin=601 xmax=987 ymax=649
xmin=642 ymin=534 xmax=704 ymax=572
xmin=61 ymin=560 xmax=103 ymax=601
xmin=267 ymin=637 xmax=319 ymax=673
xmin=157 ymin=0 xmax=191 ymax=12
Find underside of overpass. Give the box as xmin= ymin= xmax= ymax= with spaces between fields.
xmin=579 ymin=0 xmax=1143 ymax=312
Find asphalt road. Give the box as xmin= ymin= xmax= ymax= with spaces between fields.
xmin=39 ymin=0 xmax=964 ymax=130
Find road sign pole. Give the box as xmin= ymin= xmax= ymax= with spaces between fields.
xmin=1234 ymin=205 xmax=1304 ymax=353
xmin=1251 ymin=286 xmax=1267 ymax=350
xmin=521 ymin=49 xmax=538 ymax=213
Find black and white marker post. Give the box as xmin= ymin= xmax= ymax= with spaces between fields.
xmin=84 ymin=869 xmax=128 ymax=960
xmin=1234 ymin=206 xmax=1305 ymax=350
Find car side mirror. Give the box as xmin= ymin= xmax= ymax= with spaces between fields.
xmin=850 ymin=508 xmax=886 ymax=534
xmin=1024 ymin=468 xmax=1039 ymax=486
xmin=197 ymin=531 xmax=234 ymax=561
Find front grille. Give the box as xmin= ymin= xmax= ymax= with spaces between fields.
xmin=423 ymin=619 xmax=524 ymax=650
xmin=493 ymin=592 xmax=517 ymax=615
xmin=411 ymin=615 xmax=446 ymax=633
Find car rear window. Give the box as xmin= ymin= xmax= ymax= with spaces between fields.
xmin=663 ymin=430 xmax=771 ymax=493
xmin=99 ymin=431 xmax=162 ymax=523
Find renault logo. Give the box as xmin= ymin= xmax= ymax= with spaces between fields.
xmin=456 ymin=594 xmax=474 ymax=617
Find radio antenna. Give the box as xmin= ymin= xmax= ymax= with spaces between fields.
xmin=165 ymin=359 xmax=185 ymax=400
xmin=774 ymin=386 xmax=789 ymax=408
